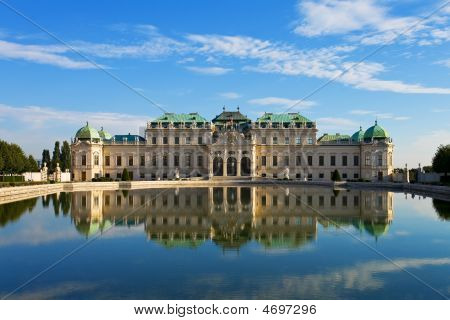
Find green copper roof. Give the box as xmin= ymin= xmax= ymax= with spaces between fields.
xmin=212 ymin=108 xmax=251 ymax=123
xmin=256 ymin=112 xmax=312 ymax=123
xmin=318 ymin=133 xmax=351 ymax=142
xmin=364 ymin=121 xmax=389 ymax=140
xmin=154 ymin=112 xmax=208 ymax=123
xmin=113 ymin=134 xmax=145 ymax=142
xmin=98 ymin=127 xmax=112 ymax=140
xmin=351 ymin=126 xmax=365 ymax=142
xmin=75 ymin=122 xmax=100 ymax=140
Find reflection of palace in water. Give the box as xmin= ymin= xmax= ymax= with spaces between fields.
xmin=70 ymin=187 xmax=394 ymax=250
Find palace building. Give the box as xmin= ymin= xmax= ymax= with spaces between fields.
xmin=70 ymin=108 xmax=394 ymax=182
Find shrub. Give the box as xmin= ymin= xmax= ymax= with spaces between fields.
xmin=331 ymin=169 xmax=341 ymax=182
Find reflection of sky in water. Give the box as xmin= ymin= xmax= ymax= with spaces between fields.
xmin=0 ymin=188 xmax=449 ymax=299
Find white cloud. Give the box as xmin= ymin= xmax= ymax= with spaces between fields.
xmin=317 ymin=117 xmax=359 ymax=131
xmin=187 ymin=33 xmax=450 ymax=94
xmin=294 ymin=0 xmax=450 ymax=47
xmin=219 ymin=92 xmax=241 ymax=99
xmin=185 ymin=66 xmax=232 ymax=75
xmin=0 ymin=40 xmax=96 ymax=69
xmin=248 ymin=96 xmax=316 ymax=109
xmin=436 ymin=58 xmax=450 ymax=68
xmin=349 ymin=109 xmax=375 ymax=115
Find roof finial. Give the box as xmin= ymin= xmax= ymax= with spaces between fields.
xmin=223 ymin=105 xmax=226 ymax=111
xmin=86 ymin=121 xmax=89 ymax=126
xmin=101 ymin=126 xmax=103 ymax=131
xmin=237 ymin=105 xmax=240 ymax=111
xmin=360 ymin=125 xmax=362 ymax=131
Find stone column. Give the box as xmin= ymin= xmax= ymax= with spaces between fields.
xmin=237 ymin=158 xmax=241 ymax=177
xmin=223 ymin=156 xmax=227 ymax=177
xmin=208 ymin=154 xmax=214 ymax=179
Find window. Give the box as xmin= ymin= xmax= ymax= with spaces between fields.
xmin=307 ymin=195 xmax=312 ymax=206
xmin=354 ymin=155 xmax=359 ymax=166
xmin=140 ymin=155 xmax=145 ymax=166
xmin=354 ymin=196 xmax=360 ymax=207
xmin=261 ymin=136 xmax=267 ymax=144
xmin=319 ymin=173 xmax=324 ymax=179
xmin=273 ymin=136 xmax=278 ymax=145
xmin=163 ymin=154 xmax=168 ymax=167
xmin=82 ymin=155 xmax=86 ymax=166
xmin=295 ymin=137 xmax=301 ymax=145
xmin=152 ymin=154 xmax=157 ymax=166
xmin=261 ymin=195 xmax=266 ymax=206
xmin=331 ymin=196 xmax=336 ymax=206
xmin=140 ymin=173 xmax=145 ymax=179
xmin=319 ymin=196 xmax=324 ymax=207
xmin=342 ymin=196 xmax=348 ymax=207
xmin=365 ymin=153 xmax=371 ymax=166
xmin=285 ymin=195 xmax=290 ymax=207
xmin=174 ymin=154 xmax=179 ymax=167
xmin=331 ymin=155 xmax=336 ymax=166
xmin=285 ymin=136 xmax=289 ymax=144
xmin=273 ymin=156 xmax=278 ymax=167
xmin=284 ymin=156 xmax=289 ymax=166
xmin=174 ymin=136 xmax=180 ymax=145
xmin=94 ymin=154 xmax=99 ymax=166
xmin=307 ymin=137 xmax=313 ymax=145
xmin=319 ymin=156 xmax=324 ymax=166
xmin=342 ymin=155 xmax=348 ymax=166
xmin=185 ymin=154 xmax=191 ymax=167
xmin=185 ymin=136 xmax=191 ymax=145
xmin=115 ymin=195 xmax=121 ymax=207
xmin=197 ymin=155 xmax=203 ymax=167
xmin=128 ymin=156 xmax=133 ymax=166
xmin=197 ymin=136 xmax=203 ymax=145
xmin=273 ymin=195 xmax=278 ymax=206
xmin=117 ymin=156 xmax=122 ymax=166
xmin=152 ymin=137 xmax=157 ymax=144
xmin=117 ymin=172 xmax=122 ymax=179
xmin=261 ymin=156 xmax=266 ymax=166
xmin=307 ymin=173 xmax=312 ymax=181
xmin=342 ymin=173 xmax=348 ymax=179
xmin=308 ymin=155 xmax=313 ymax=166
xmin=105 ymin=155 xmax=110 ymax=166
xmin=354 ymin=173 xmax=359 ymax=179
xmin=296 ymin=173 xmax=301 ymax=179
xmin=377 ymin=154 xmax=383 ymax=166
xmin=273 ymin=173 xmax=278 ymax=178
xmin=163 ymin=137 xmax=168 ymax=145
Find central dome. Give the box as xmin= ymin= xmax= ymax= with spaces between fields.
xmin=98 ymin=127 xmax=112 ymax=140
xmin=364 ymin=121 xmax=389 ymax=141
xmin=75 ymin=122 xmax=101 ymax=141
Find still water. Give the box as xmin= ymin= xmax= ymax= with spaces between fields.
xmin=0 ymin=186 xmax=449 ymax=299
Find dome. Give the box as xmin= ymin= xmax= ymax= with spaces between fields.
xmin=98 ymin=127 xmax=112 ymax=140
xmin=364 ymin=121 xmax=389 ymax=141
xmin=351 ymin=126 xmax=365 ymax=142
xmin=75 ymin=122 xmax=100 ymax=140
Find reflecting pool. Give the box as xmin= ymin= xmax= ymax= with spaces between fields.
xmin=0 ymin=186 xmax=449 ymax=299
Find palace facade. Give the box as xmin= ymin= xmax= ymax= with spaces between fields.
xmin=70 ymin=108 xmax=394 ymax=182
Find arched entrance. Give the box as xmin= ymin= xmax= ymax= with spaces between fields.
xmin=241 ymin=157 xmax=251 ymax=176
xmin=213 ymin=157 xmax=223 ymax=176
xmin=227 ymin=157 xmax=237 ymax=176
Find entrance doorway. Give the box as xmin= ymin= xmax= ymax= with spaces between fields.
xmin=213 ymin=157 xmax=223 ymax=176
xmin=241 ymin=157 xmax=251 ymax=176
xmin=227 ymin=157 xmax=237 ymax=176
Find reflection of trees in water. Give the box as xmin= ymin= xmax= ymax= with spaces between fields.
xmin=0 ymin=197 xmax=38 ymax=227
xmin=212 ymin=221 xmax=252 ymax=250
xmin=433 ymin=199 xmax=450 ymax=221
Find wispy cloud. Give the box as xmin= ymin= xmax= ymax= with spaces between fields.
xmin=317 ymin=117 xmax=359 ymax=131
xmin=219 ymin=92 xmax=241 ymax=99
xmin=0 ymin=103 xmax=147 ymax=131
xmin=0 ymin=40 xmax=96 ymax=69
xmin=349 ymin=109 xmax=410 ymax=121
xmin=185 ymin=66 xmax=232 ymax=75
xmin=349 ymin=109 xmax=375 ymax=115
xmin=248 ymin=97 xmax=316 ymax=109
xmin=294 ymin=0 xmax=450 ymax=47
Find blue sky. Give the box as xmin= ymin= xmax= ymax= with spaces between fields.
xmin=0 ymin=0 xmax=449 ymax=166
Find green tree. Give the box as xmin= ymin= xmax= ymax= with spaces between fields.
xmin=432 ymin=144 xmax=450 ymax=178
xmin=331 ymin=169 xmax=341 ymax=182
xmin=8 ymin=143 xmax=27 ymax=173
xmin=26 ymin=155 xmax=39 ymax=172
xmin=122 ymin=168 xmax=130 ymax=181
xmin=42 ymin=149 xmax=51 ymax=170
xmin=60 ymin=141 xmax=71 ymax=171
xmin=51 ymin=141 xmax=61 ymax=172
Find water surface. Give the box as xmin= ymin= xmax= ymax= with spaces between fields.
xmin=0 ymin=186 xmax=449 ymax=299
